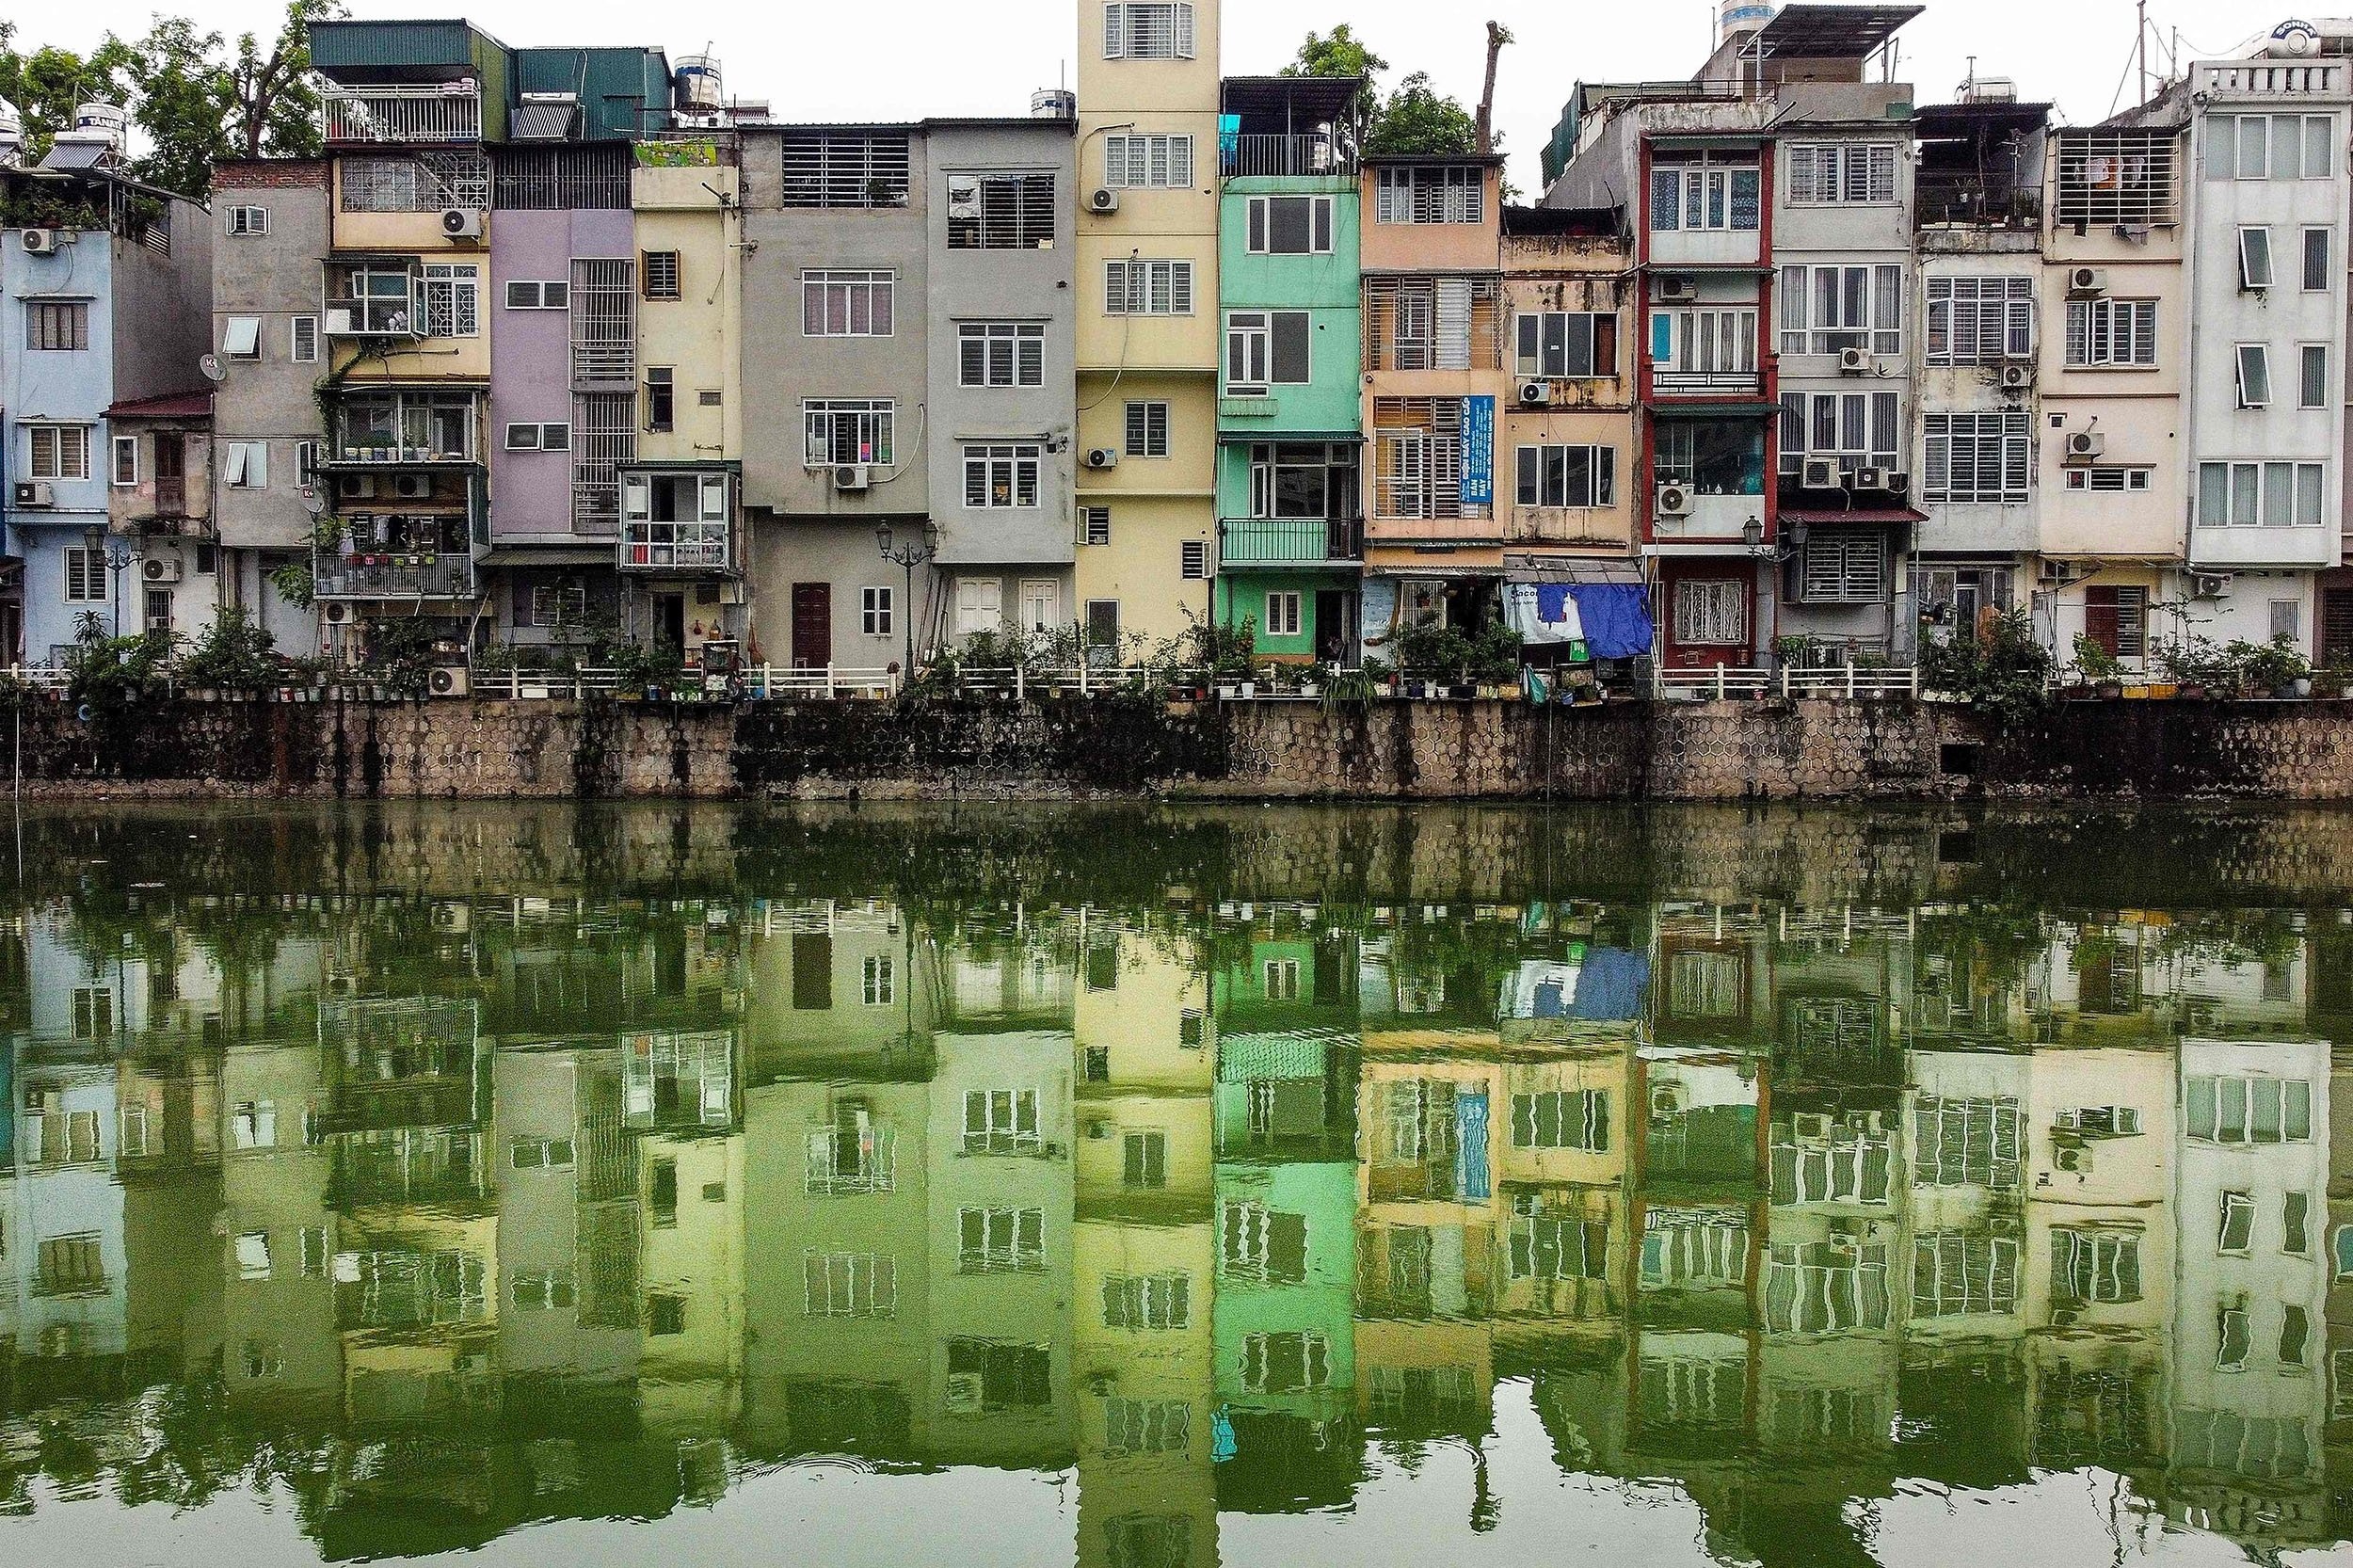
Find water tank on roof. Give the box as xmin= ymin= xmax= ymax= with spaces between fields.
xmin=0 ymin=104 xmax=21 ymax=169
xmin=2267 ymin=21 xmax=2324 ymax=58
xmin=1960 ymin=76 xmax=2019 ymax=104
xmin=1031 ymin=88 xmax=1077 ymax=120
xmin=674 ymin=55 xmax=724 ymax=113
xmin=61 ymin=102 xmax=126 ymax=151
xmin=1719 ymin=1 xmax=1776 ymax=41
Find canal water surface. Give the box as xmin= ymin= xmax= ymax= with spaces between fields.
xmin=3 ymin=801 xmax=2353 ymax=1565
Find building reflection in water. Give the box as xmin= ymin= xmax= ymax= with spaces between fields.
xmin=3 ymin=806 xmax=2353 ymax=1564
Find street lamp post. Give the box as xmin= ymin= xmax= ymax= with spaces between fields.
xmin=84 ymin=525 xmax=133 ymax=638
xmin=875 ymin=520 xmax=939 ymax=676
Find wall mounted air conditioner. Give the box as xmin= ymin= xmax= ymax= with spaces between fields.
xmin=339 ymin=473 xmax=377 ymax=501
xmin=1800 ymin=456 xmax=1840 ymax=489
xmin=142 ymin=555 xmax=184 ymax=584
xmin=2192 ymin=571 xmax=2231 ymax=599
xmin=1657 ymin=276 xmax=1698 ymax=303
xmin=12 ymin=481 xmax=55 ymax=507
xmin=1518 ymin=380 xmax=1552 ymax=406
xmin=1838 ymin=346 xmax=1876 ymax=374
xmin=1655 ymin=481 xmax=1694 ymax=517
xmin=1087 ymin=186 xmax=1120 ymax=214
xmin=1854 ymin=467 xmax=1894 ymax=492
xmin=1998 ymin=363 xmax=2034 ymax=392
xmin=440 ymin=206 xmax=483 ymax=240
xmin=2065 ymin=430 xmax=2105 ymax=461
xmin=391 ymin=473 xmax=432 ymax=500
xmin=832 ymin=464 xmax=872 ymax=492
xmin=322 ymin=601 xmax=354 ymax=625
xmin=429 ymin=665 xmax=470 ymax=696
xmin=1083 ymin=447 xmax=1121 ymax=470
xmin=2067 ymin=266 xmax=2107 ymax=297
xmin=21 ymin=228 xmax=57 ymax=255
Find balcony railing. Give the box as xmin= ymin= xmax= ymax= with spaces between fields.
xmin=323 ymin=85 xmax=483 ymax=145
xmin=1220 ymin=516 xmax=1362 ymax=567
xmin=1914 ymin=174 xmax=2041 ymax=229
xmin=313 ymin=551 xmax=477 ymax=600
xmin=1652 ymin=367 xmax=1764 ymax=395
xmin=1224 ymin=133 xmax=1357 ymax=178
xmin=619 ymin=520 xmax=731 ymax=573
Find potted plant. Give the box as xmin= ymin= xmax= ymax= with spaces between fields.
xmin=2073 ymin=633 xmax=2125 ymax=699
xmin=2244 ymin=635 xmax=2311 ymax=698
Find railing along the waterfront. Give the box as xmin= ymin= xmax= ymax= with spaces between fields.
xmin=1655 ymin=664 xmax=1921 ymax=700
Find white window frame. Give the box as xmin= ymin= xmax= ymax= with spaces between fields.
xmin=2305 ymin=226 xmax=2334 ymax=293
xmin=1797 ymin=528 xmax=1890 ymax=605
xmin=861 ymin=584 xmax=894 ymax=637
xmin=1105 ymin=134 xmax=1195 ymax=188
xmin=1513 ymin=443 xmax=1617 ymax=508
xmin=290 ymin=314 xmax=319 ymax=363
xmin=804 ymin=398 xmax=895 ymax=467
xmin=1780 ymin=390 xmax=1902 ymax=475
xmin=1673 ymin=578 xmax=1747 ymax=646
xmin=962 ymin=443 xmax=1042 ymax=509
xmin=1923 ymin=410 xmax=2030 ymax=504
xmin=802 ymin=269 xmax=895 ymax=337
xmin=110 ymin=435 xmax=138 ymax=488
xmin=222 ymin=314 xmax=263 ymax=360
xmin=225 ymin=204 xmax=268 ymax=235
xmin=2197 ymin=460 xmax=2326 ymax=528
xmin=2239 ymin=226 xmax=2277 ymax=291
xmin=2062 ymin=466 xmax=2153 ymax=492
xmin=1104 ymin=258 xmax=1194 ymax=316
xmin=1103 ymin=0 xmax=1196 ymax=60
xmin=1264 ymin=591 xmax=1302 ymax=637
xmin=962 ymin=1089 xmax=1042 ymax=1155
xmin=1653 ymin=307 xmax=1760 ymax=375
xmin=1246 ymin=193 xmax=1334 ymax=254
xmin=2065 ymin=296 xmax=2158 ymax=368
xmin=2302 ymin=343 xmax=2330 ymax=410
xmin=958 ymin=321 xmax=1045 ymax=388
xmin=1777 ymin=264 xmax=1903 ymax=356
xmin=27 ymin=424 xmax=92 ymax=481
xmin=861 ymin=953 xmax=896 ymax=1005
xmin=1785 ymin=142 xmax=1898 ymax=204
xmin=2210 ymin=112 xmax=2335 ymax=181
xmin=1648 ymin=159 xmax=1761 ymax=232
xmin=419 ymin=262 xmax=480 ymax=339
xmin=1924 ymin=275 xmax=2034 ymax=365
xmin=1225 ymin=308 xmax=1311 ymax=395
xmin=1376 ymin=164 xmax=1485 ymax=225
xmin=222 ymin=440 xmax=268 ymax=489
xmin=23 ymin=299 xmax=89 ymax=352
xmin=1180 ymin=539 xmax=1209 ymax=580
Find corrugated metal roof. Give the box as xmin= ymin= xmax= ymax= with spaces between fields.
xmin=310 ymin=20 xmax=493 ymax=77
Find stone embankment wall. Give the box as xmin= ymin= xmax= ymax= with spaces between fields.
xmin=11 ymin=691 xmax=2353 ymax=800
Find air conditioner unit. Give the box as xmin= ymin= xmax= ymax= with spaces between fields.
xmin=12 ymin=480 xmax=55 ymax=507
xmin=1083 ymin=447 xmax=1121 ymax=471
xmin=1855 ymin=466 xmax=1893 ymax=492
xmin=326 ymin=307 xmax=358 ymax=336
xmin=391 ymin=473 xmax=432 ymax=500
xmin=1883 ymin=470 xmax=1912 ymax=497
xmin=2054 ymin=1145 xmax=2089 ymax=1174
xmin=1657 ymin=276 xmax=1698 ymax=303
xmin=1087 ymin=186 xmax=1120 ymax=214
xmin=2067 ymin=266 xmax=2108 ymax=297
xmin=20 ymin=228 xmax=57 ymax=255
xmin=428 ymin=664 xmax=470 ymax=696
xmin=1655 ymin=481 xmax=1694 ymax=517
xmin=1998 ymin=363 xmax=2034 ymax=392
xmin=142 ymin=555 xmax=184 ymax=584
xmin=2037 ymin=557 xmax=2079 ymax=585
xmin=431 ymin=903 xmax=470 ymax=933
xmin=831 ymin=463 xmax=872 ymax=492
xmin=2192 ymin=571 xmax=2231 ymax=599
xmin=439 ymin=206 xmax=483 ymax=240
xmin=322 ymin=601 xmax=353 ymax=625
xmin=339 ymin=473 xmax=377 ymax=501
xmin=2065 ymin=430 xmax=2105 ymax=461
xmin=1801 ymin=456 xmax=1841 ymax=489
xmin=1518 ymin=379 xmax=1552 ymax=406
xmin=1838 ymin=346 xmax=1876 ymax=374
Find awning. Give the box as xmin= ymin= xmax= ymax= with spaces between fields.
xmin=480 ymin=547 xmax=613 ymax=567
xmin=1503 ymin=554 xmax=1644 ymax=585
xmin=1644 ymin=542 xmax=1762 ymax=558
xmin=1361 ymin=562 xmax=1508 ymax=578
xmin=1781 ymin=506 xmax=1928 ymax=526
xmin=1214 ymin=429 xmax=1362 ymax=444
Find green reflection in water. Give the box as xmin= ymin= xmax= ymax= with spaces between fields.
xmin=0 ymin=801 xmax=2351 ymax=1565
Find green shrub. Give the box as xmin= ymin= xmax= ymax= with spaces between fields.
xmin=1919 ymin=610 xmax=2053 ymax=725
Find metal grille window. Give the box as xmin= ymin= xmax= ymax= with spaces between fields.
xmin=570 ymin=392 xmax=634 ymax=530
xmin=1797 ymin=528 xmax=1889 ymax=604
xmin=804 ymin=399 xmax=894 ymax=465
xmin=963 ymin=444 xmax=1041 ymax=508
xmin=2064 ymin=297 xmax=2157 ymax=366
xmin=24 ymin=301 xmax=88 ymax=350
xmin=1511 ymin=1089 xmax=1609 ymax=1150
xmin=569 ymin=259 xmax=636 ymax=386
xmin=1181 ymin=539 xmax=1208 ymax=579
xmin=804 ymin=1251 xmax=896 ymax=1317
xmin=2206 ymin=113 xmax=2336 ymax=181
xmin=420 ymin=263 xmax=480 ymax=338
xmin=27 ymin=424 xmax=90 ymax=480
xmin=1649 ymin=158 xmax=1762 ymax=232
xmin=1245 ymin=194 xmax=1333 ymax=253
xmin=1515 ymin=311 xmax=1616 ymax=377
xmin=1777 ymin=264 xmax=1903 ymax=355
xmin=1785 ymin=142 xmax=1897 ymax=203
xmin=948 ymin=173 xmax=1056 ymax=249
xmin=1911 ymin=1095 xmax=2023 ymax=1188
xmin=1124 ymin=401 xmax=1170 ymax=457
xmin=65 ymin=547 xmax=105 ymax=601
xmin=1082 ymin=506 xmax=1112 ymax=546
xmin=1672 ymin=579 xmax=1746 ymax=646
xmin=1374 ymin=164 xmax=1484 ymax=224
xmin=2198 ymin=461 xmax=2326 ymax=528
xmin=802 ymin=269 xmax=894 ymax=336
xmin=1103 ymin=2 xmax=1196 ymax=59
xmin=1513 ymin=444 xmax=1615 ymax=507
xmin=1104 ymin=258 xmax=1193 ymax=314
xmin=1778 ymin=391 xmax=1901 ymax=474
xmin=1363 ymin=276 xmax=1501 ymax=371
xmin=1911 ymin=1230 xmax=2019 ymax=1319
xmin=781 ymin=132 xmax=912 ymax=207
xmin=1105 ymin=134 xmax=1194 ymax=188
xmin=341 ymin=152 xmax=489 ymax=213
xmin=1372 ymin=397 xmax=1482 ymax=520
xmin=2062 ymin=466 xmax=2152 ymax=492
xmin=960 ymin=322 xmax=1045 ymax=386
xmin=641 ymin=250 xmax=680 ymax=300
xmin=491 ymin=145 xmax=631 ymax=210
xmin=1925 ymin=275 xmax=2033 ymax=363
xmin=1923 ymin=411 xmax=2030 ymax=504
xmin=1101 ymin=1272 xmax=1191 ymax=1330
xmin=1225 ymin=309 xmax=1311 ymax=392
xmin=2055 ymin=129 xmax=2178 ymax=226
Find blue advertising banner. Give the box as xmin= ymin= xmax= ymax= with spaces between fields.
xmin=1461 ymin=395 xmax=1495 ymax=508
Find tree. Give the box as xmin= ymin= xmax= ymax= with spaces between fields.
xmin=232 ymin=0 xmax=341 ymax=162
xmin=1367 ymin=72 xmax=1481 ymax=157
xmin=119 ymin=16 xmax=235 ymax=198
xmin=1283 ymin=24 xmax=1386 ymax=83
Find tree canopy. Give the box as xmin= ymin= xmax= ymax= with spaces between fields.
xmin=1281 ymin=24 xmax=1491 ymax=159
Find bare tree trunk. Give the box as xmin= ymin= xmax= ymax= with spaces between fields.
xmin=1475 ymin=22 xmax=1510 ymax=156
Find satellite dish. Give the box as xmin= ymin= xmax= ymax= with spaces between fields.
xmin=198 ymin=352 xmax=225 ymax=381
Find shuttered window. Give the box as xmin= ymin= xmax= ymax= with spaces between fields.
xmin=1923 ymin=411 xmax=2030 ymax=504
xmin=2083 ymin=585 xmax=2147 ymax=659
xmin=1797 ymin=529 xmax=1888 ymax=604
xmin=1924 ymin=275 xmax=2033 ymax=364
xmin=2065 ymin=298 xmax=2157 ymax=366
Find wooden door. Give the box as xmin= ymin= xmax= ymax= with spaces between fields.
xmin=791 ymin=582 xmax=831 ymax=667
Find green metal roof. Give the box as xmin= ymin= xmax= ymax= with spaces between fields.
xmin=514 ymin=46 xmax=674 ymax=141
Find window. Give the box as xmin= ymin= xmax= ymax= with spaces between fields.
xmin=1673 ymin=579 xmax=1747 ymax=646
xmin=1104 ymin=1399 xmax=1192 ymax=1456
xmin=2051 ymin=1227 xmax=2142 ymax=1304
xmin=2235 ymin=228 xmax=2279 ymax=296
xmin=858 ymin=953 xmax=896 ymax=1005
xmin=231 ymin=1099 xmax=277 ymax=1151
xmin=300 ymin=1228 xmax=328 ymax=1278
xmin=1103 ymin=1 xmax=1196 ymax=59
xmin=1911 ymin=1229 xmax=2018 ymax=1318
xmin=963 ymin=443 xmax=1041 ymax=508
xmin=504 ymin=279 xmax=568 ymax=310
xmin=512 ymin=1270 xmax=577 ymax=1311
xmin=642 ymin=249 xmax=680 ymax=300
xmin=1777 ymin=264 xmax=1903 ymax=356
xmin=1262 ymin=958 xmax=1301 ymax=1000
xmin=1514 ymin=444 xmax=1616 ymax=508
xmin=1512 ymin=1089 xmax=1610 ymax=1151
xmin=1514 ymin=311 xmax=1617 ymax=377
xmin=2286 ymin=1191 xmax=2313 ymax=1256
xmin=1225 ymin=309 xmax=1310 ymax=392
xmin=2062 ymin=466 xmax=2153 ymax=492
xmin=1265 ymin=591 xmax=1302 ymax=636
xmin=1654 ymin=418 xmax=1764 ymax=496
xmin=64 ymin=549 xmax=105 ymax=603
xmin=1925 ymin=276 xmax=2033 ymax=364
xmin=420 ymin=263 xmax=480 ymax=337
xmin=2282 ymin=1303 xmax=2312 ymax=1367
xmin=296 ymin=440 xmax=321 ymax=487
xmin=235 ymin=1231 xmax=272 ymax=1280
xmin=504 ymin=422 xmax=570 ymax=451
xmin=648 ymin=1293 xmax=687 ymax=1336
xmin=1124 ymin=400 xmax=1170 ymax=457
xmin=27 ymin=424 xmax=90 ymax=481
xmin=24 ymin=300 xmax=88 ymax=351
xmin=2208 ymin=112 xmax=2335 ymax=180
xmin=1364 ymin=275 xmax=1500 ymax=370
xmin=804 ymin=1252 xmax=897 ymax=1318
xmin=1102 ymin=1272 xmax=1191 ymax=1330
xmin=2234 ymin=341 xmax=2281 ymax=409
xmin=36 ymin=1234 xmax=104 ymax=1295
xmin=948 ymin=172 xmax=1056 ymax=249
xmin=225 ymin=204 xmax=268 ymax=234
xmin=1779 ymin=390 xmax=1901 ymax=475
xmin=963 ymin=1088 xmax=1041 ymax=1154
xmin=1246 ymin=193 xmax=1333 ymax=253
xmin=2336 ymin=1224 xmax=2353 ymax=1279
xmin=1242 ymin=1330 xmax=1331 ymax=1393
xmin=1247 ymin=441 xmax=1356 ymax=520
xmin=1106 ymin=134 xmax=1195 ymax=188
xmin=1086 ymin=599 xmax=1120 ymax=648
xmin=1123 ymin=1129 xmax=1168 ymax=1189
xmin=222 ymin=314 xmax=262 ymax=360
xmin=1912 ymin=1096 xmax=2024 ymax=1188
xmin=2055 ymin=129 xmax=2177 ymax=226
xmin=2303 ymin=344 xmax=2330 ymax=409
xmin=110 ymin=435 xmax=138 ymax=487
xmin=782 ymin=132 xmax=911 ymax=207
xmin=645 ymin=367 xmax=674 ymax=432
xmin=2273 ymin=599 xmax=2303 ymax=643
xmin=1786 ymin=142 xmax=1897 ymax=203
xmin=2082 ymin=584 xmax=2147 ymax=660
xmin=508 ymin=1136 xmax=575 ymax=1169
xmin=2063 ymin=296 xmax=2157 ymax=367
xmin=944 ymin=1339 xmax=1050 ymax=1412
xmin=955 ymin=579 xmax=1003 ymax=634
xmin=1798 ymin=529 xmax=1890 ymax=605
xmin=1374 ymin=397 xmax=1482 ymax=517
xmin=1104 ymin=258 xmax=1193 ymax=314
xmin=958 ymin=1206 xmax=1045 ymax=1272
xmin=959 ymin=322 xmax=1044 ymax=386
xmin=2197 ymin=461 xmax=2326 ymax=528
xmin=861 ymin=585 xmax=894 ymax=637
xmin=1376 ymin=164 xmax=1485 ymax=224
xmin=221 ymin=440 xmax=270 ymax=490
xmin=2306 ymin=227 xmax=2334 ymax=292
xmin=1651 ymin=306 xmax=1759 ymax=376
xmin=2185 ymin=1074 xmax=2315 ymax=1143
xmin=289 ymin=313 xmax=319 ymax=363
xmin=1082 ymin=506 xmax=1112 ymax=546
xmin=803 ymin=269 xmax=894 ymax=336
xmin=1180 ymin=539 xmax=1208 ymax=580
xmin=806 ymin=399 xmax=895 ymax=466
xmin=1649 ymin=157 xmax=1762 ymax=232
xmin=1923 ymin=411 xmax=2030 ymax=504
xmin=2218 ymin=1190 xmax=2256 ymax=1254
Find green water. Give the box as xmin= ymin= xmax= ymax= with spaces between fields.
xmin=3 ymin=801 xmax=2353 ymax=1566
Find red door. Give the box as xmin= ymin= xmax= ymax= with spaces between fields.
xmin=791 ymin=583 xmax=831 ymax=668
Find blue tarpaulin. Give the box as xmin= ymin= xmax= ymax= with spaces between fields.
xmin=1571 ymin=947 xmax=1650 ymax=1020
xmin=1456 ymin=1090 xmax=1491 ymax=1199
xmin=1565 ymin=584 xmax=1654 ymax=659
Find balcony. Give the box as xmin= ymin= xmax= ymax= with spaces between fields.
xmin=619 ymin=472 xmax=733 ymax=573
xmin=1652 ymin=367 xmax=1765 ymax=396
xmin=620 ymin=520 xmax=731 ymax=573
xmin=314 ymin=547 xmax=477 ymax=600
xmin=1914 ymin=174 xmax=2041 ymax=230
xmin=1224 ymin=134 xmax=1357 ymax=178
xmin=323 ymin=85 xmax=483 ymax=145
xmin=329 ymin=392 xmax=480 ymax=466
xmin=1220 ymin=516 xmax=1363 ymax=567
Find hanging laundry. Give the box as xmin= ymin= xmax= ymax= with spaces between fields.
xmin=1565 ymin=584 xmax=1654 ymax=660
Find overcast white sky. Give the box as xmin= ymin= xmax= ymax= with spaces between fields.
xmin=23 ymin=0 xmax=2295 ymax=192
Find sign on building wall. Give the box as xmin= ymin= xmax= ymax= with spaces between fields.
xmin=1461 ymin=395 xmax=1495 ymax=509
